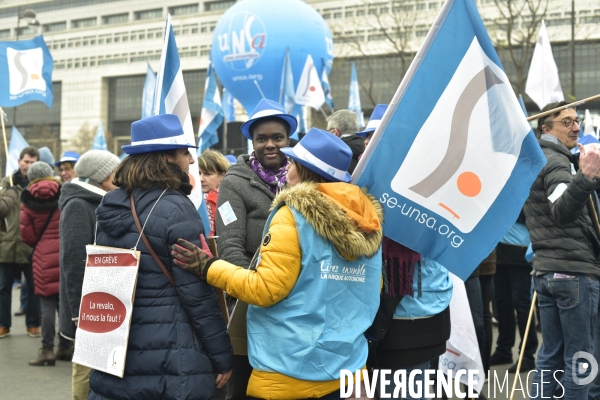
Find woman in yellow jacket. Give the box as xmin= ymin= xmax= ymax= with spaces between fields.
xmin=172 ymin=128 xmax=383 ymax=399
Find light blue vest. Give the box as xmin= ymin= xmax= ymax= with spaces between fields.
xmin=393 ymin=257 xmax=452 ymax=319
xmin=500 ymin=221 xmax=530 ymax=247
xmin=247 ymin=203 xmax=382 ymax=381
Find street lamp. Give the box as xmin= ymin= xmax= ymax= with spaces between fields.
xmin=13 ymin=8 xmax=39 ymax=128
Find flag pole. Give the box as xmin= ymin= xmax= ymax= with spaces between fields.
xmin=526 ymin=93 xmax=600 ymax=122
xmin=319 ymin=107 xmax=328 ymax=119
xmin=253 ymin=80 xmax=266 ymax=99
xmin=0 ymin=108 xmax=13 ymax=186
xmin=509 ymin=291 xmax=538 ymax=400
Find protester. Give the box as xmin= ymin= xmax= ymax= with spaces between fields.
xmin=326 ymin=109 xmax=363 ymax=173
xmin=20 ymin=162 xmax=72 ymax=366
xmin=173 ymin=128 xmax=383 ymax=399
xmin=215 ymin=98 xmax=296 ymax=399
xmin=491 ymin=216 xmax=538 ymax=373
xmin=0 ymin=146 xmax=41 ymax=339
xmin=55 ymin=151 xmax=80 ymax=183
xmin=198 ymin=150 xmax=230 ymax=237
xmin=88 ymin=114 xmax=233 ymax=400
xmin=58 ymin=150 xmax=121 ymax=399
xmin=524 ymin=101 xmax=600 ymax=399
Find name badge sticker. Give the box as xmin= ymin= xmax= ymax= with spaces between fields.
xmin=218 ymin=201 xmax=238 ymax=226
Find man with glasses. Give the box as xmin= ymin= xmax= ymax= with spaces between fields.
xmin=524 ymin=101 xmax=600 ymax=399
xmin=326 ymin=110 xmax=363 ymax=173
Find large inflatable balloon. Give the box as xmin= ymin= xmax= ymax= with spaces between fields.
xmin=211 ymin=0 xmax=333 ymax=114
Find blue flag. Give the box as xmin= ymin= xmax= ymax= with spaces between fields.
xmin=348 ymin=62 xmax=364 ymax=127
xmin=290 ymin=104 xmax=306 ymax=141
xmin=0 ymin=35 xmax=53 ymax=108
xmin=153 ymin=15 xmax=210 ymax=236
xmin=279 ymin=48 xmax=295 ymax=114
xmin=92 ymin=121 xmax=108 ymax=151
xmin=222 ymin=88 xmax=235 ymax=122
xmin=353 ymin=0 xmax=546 ymax=280
xmin=142 ymin=62 xmax=156 ymax=119
xmin=517 ymin=94 xmax=527 ymax=116
xmin=321 ymin=61 xmax=334 ymax=110
xmin=198 ymin=62 xmax=223 ymax=154
xmin=5 ymin=127 xmax=28 ymax=176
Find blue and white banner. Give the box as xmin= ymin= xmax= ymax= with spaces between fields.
xmin=353 ymin=0 xmax=546 ymax=280
xmin=92 ymin=121 xmax=108 ymax=151
xmin=222 ymin=88 xmax=235 ymax=122
xmin=0 ymin=35 xmax=53 ymax=108
xmin=5 ymin=127 xmax=28 ymax=176
xmin=142 ymin=62 xmax=156 ymax=119
xmin=198 ymin=62 xmax=223 ymax=154
xmin=153 ymin=15 xmax=210 ymax=236
xmin=348 ymin=62 xmax=364 ymax=127
xmin=280 ymin=47 xmax=295 ymax=114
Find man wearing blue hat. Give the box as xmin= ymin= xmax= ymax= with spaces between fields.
xmin=326 ymin=109 xmax=363 ymax=173
xmin=55 ymin=151 xmax=80 ymax=183
xmin=356 ymin=104 xmax=388 ymax=148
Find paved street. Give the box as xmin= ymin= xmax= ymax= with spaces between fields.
xmin=0 ymin=286 xmax=538 ymax=400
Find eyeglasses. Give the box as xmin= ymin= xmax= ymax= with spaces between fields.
xmin=548 ymin=118 xmax=580 ymax=129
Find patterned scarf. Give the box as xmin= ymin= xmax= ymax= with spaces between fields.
xmin=382 ymin=237 xmax=422 ymax=298
xmin=248 ymin=152 xmax=289 ymax=194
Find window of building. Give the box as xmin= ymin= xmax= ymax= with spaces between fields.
xmin=429 ymin=3 xmax=438 ymax=9
xmin=0 ymin=29 xmax=9 ymax=38
xmin=99 ymin=34 xmax=111 ymax=44
xmin=368 ymin=8 xmax=377 ymax=15
xmin=417 ymin=3 xmax=426 ymax=10
xmin=135 ymin=8 xmax=162 ymax=20
xmin=16 ymin=26 xmax=39 ymax=36
xmin=402 ymin=5 xmax=414 ymax=11
xmin=200 ymin=45 xmax=210 ymax=56
xmin=357 ymin=9 xmax=366 ymax=16
xmin=169 ymin=4 xmax=198 ymax=15
xmin=204 ymin=1 xmax=236 ymax=12
xmin=201 ymin=22 xmax=217 ymax=33
xmin=333 ymin=12 xmax=342 ymax=18
xmin=380 ymin=7 xmax=389 ymax=13
xmin=102 ymin=13 xmax=129 ymax=25
xmin=323 ymin=13 xmax=331 ymax=19
xmin=43 ymin=21 xmax=67 ymax=32
xmin=345 ymin=11 xmax=354 ymax=18
xmin=71 ymin=17 xmax=96 ymax=29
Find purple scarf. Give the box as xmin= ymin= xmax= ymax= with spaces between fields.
xmin=248 ymin=152 xmax=289 ymax=194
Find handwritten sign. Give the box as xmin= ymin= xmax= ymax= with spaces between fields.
xmin=72 ymin=245 xmax=140 ymax=378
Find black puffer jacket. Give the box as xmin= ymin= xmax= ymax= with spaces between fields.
xmin=341 ymin=134 xmax=365 ymax=174
xmin=524 ymin=137 xmax=600 ymax=277
xmin=88 ymin=186 xmax=233 ymax=400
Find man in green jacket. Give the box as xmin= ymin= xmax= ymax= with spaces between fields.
xmin=0 ymin=146 xmax=40 ymax=338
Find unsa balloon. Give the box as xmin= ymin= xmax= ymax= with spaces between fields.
xmin=211 ymin=0 xmax=334 ymax=115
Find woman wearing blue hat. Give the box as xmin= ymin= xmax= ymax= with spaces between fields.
xmin=214 ymin=98 xmax=297 ymax=398
xmin=87 ymin=114 xmax=233 ymax=400
xmin=172 ymin=128 xmax=384 ymax=399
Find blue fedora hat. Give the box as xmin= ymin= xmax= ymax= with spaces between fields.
xmin=55 ymin=151 xmax=80 ymax=167
xmin=281 ymin=128 xmax=352 ymax=183
xmin=356 ymin=104 xmax=389 ymax=137
xmin=122 ymin=114 xmax=198 ymax=155
xmin=240 ymin=99 xmax=298 ymax=140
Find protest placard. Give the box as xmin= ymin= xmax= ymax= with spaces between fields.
xmin=72 ymin=245 xmax=140 ymax=378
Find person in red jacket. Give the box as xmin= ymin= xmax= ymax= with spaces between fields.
xmin=20 ymin=161 xmax=72 ymax=366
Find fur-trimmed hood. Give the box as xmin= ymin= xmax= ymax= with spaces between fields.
xmin=272 ymin=182 xmax=383 ymax=260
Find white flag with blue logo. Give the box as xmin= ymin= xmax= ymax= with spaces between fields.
xmin=353 ymin=0 xmax=546 ymax=280
xmin=142 ymin=62 xmax=156 ymax=119
xmin=5 ymin=127 xmax=28 ymax=176
xmin=280 ymin=47 xmax=295 ymax=114
xmin=91 ymin=121 xmax=108 ymax=151
xmin=294 ymin=54 xmax=325 ymax=110
xmin=198 ymin=62 xmax=223 ymax=154
xmin=222 ymin=88 xmax=235 ymax=122
xmin=348 ymin=62 xmax=364 ymax=127
xmin=153 ymin=15 xmax=210 ymax=236
xmin=583 ymin=109 xmax=596 ymax=138
xmin=321 ymin=62 xmax=334 ymax=110
xmin=0 ymin=35 xmax=53 ymax=108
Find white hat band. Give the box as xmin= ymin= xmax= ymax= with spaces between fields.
xmin=293 ymin=143 xmax=347 ymax=180
xmin=365 ymin=119 xmax=381 ymax=130
xmin=251 ymin=109 xmax=284 ymax=119
xmin=131 ymin=133 xmax=192 ymax=147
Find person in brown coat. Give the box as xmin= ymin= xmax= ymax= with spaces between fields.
xmin=20 ymin=162 xmax=72 ymax=365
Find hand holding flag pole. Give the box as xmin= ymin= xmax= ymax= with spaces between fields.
xmin=0 ymin=108 xmax=12 ymax=186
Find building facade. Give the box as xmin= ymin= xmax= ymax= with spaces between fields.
xmin=0 ymin=0 xmax=598 ymax=159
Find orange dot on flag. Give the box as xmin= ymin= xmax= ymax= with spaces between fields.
xmin=30 ymin=74 xmax=40 ymax=80
xmin=457 ymin=171 xmax=481 ymax=197
xmin=309 ymin=86 xmax=315 ymax=91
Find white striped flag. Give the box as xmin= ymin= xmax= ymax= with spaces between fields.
xmin=198 ymin=61 xmax=223 ymax=154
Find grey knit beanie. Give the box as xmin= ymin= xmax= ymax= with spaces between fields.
xmin=38 ymin=147 xmax=55 ymax=168
xmin=75 ymin=150 xmax=121 ymax=183
xmin=27 ymin=161 xmax=54 ymax=181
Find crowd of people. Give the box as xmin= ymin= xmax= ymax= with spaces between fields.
xmin=0 ymin=97 xmax=598 ymax=400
